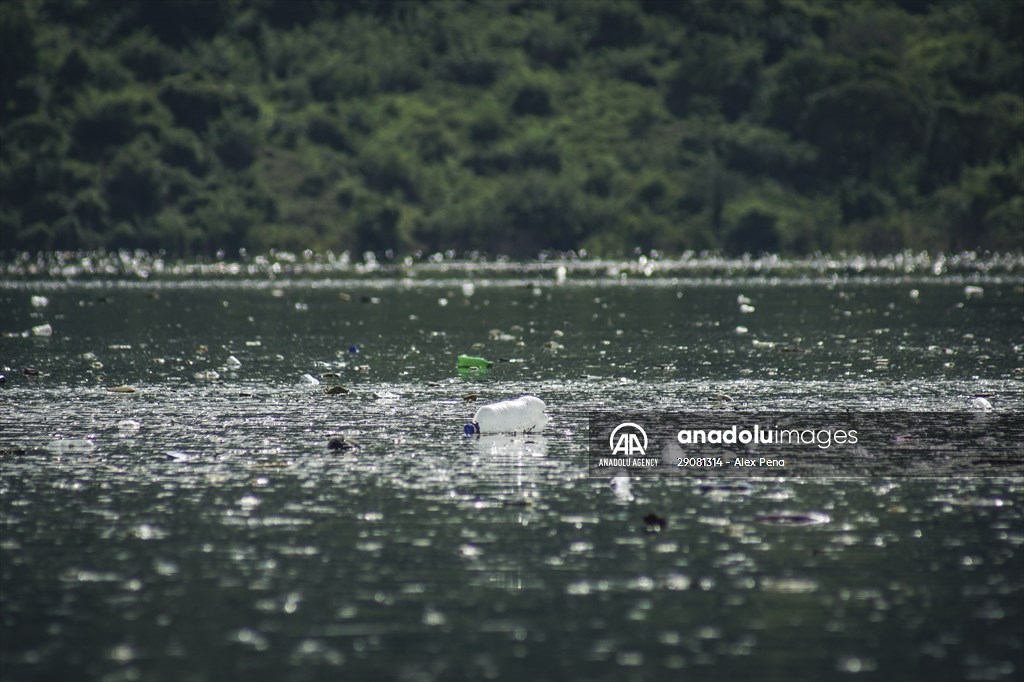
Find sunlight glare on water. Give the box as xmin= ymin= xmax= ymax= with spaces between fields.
xmin=1 ymin=255 xmax=1022 ymax=681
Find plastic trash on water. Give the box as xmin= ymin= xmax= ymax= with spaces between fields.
xmin=457 ymin=355 xmax=493 ymax=370
xmin=457 ymin=354 xmax=493 ymax=379
xmin=465 ymin=395 xmax=547 ymax=435
xmin=610 ymin=471 xmax=634 ymax=502
xmin=45 ymin=439 xmax=95 ymax=454
xmin=299 ymin=373 xmax=320 ymax=386
xmin=31 ymin=323 xmax=53 ymax=337
xmin=30 ymin=295 xmax=49 ymax=308
xmin=969 ymin=396 xmax=993 ymax=411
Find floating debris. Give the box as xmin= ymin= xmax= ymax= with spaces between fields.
xmin=969 ymin=396 xmax=993 ymax=411
xmin=348 ymin=344 xmax=359 ymax=355
xmin=467 ymin=395 xmax=547 ymax=435
xmin=739 ymin=304 xmax=756 ymax=314
xmin=457 ymin=355 xmax=493 ymax=370
xmin=299 ymin=374 xmax=320 ymax=386
xmin=610 ymin=472 xmax=634 ymax=502
xmin=737 ymin=294 xmax=753 ymax=305
xmin=643 ymin=513 xmax=667 ymax=534
xmin=31 ymin=323 xmax=53 ymax=337
xmin=166 ymin=451 xmax=193 ymax=462
xmin=30 ymin=295 xmax=49 ymax=307
xmin=107 ymin=386 xmax=136 ymax=393
xmin=461 ymin=282 xmax=475 ymax=297
xmin=226 ymin=355 xmax=242 ymax=369
xmin=754 ymin=511 xmax=831 ymax=526
xmin=462 ymin=393 xmax=479 ymax=402
xmin=964 ymin=285 xmax=984 ymax=298
xmin=23 ymin=367 xmax=40 ymax=377
xmin=338 ymin=292 xmax=351 ymax=302
xmin=326 ymin=436 xmax=360 ymax=452
xmin=735 ymin=326 xmax=748 ymax=335
xmin=909 ymin=289 xmax=920 ymax=300
xmin=325 ymin=385 xmax=349 ymax=395
xmin=45 ymin=439 xmax=95 ymax=454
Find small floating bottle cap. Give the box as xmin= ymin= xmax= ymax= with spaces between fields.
xmin=464 ymin=423 xmax=475 ymax=436
xmin=348 ymin=344 xmax=359 ymax=354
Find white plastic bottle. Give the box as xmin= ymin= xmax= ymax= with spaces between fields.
xmin=465 ymin=395 xmax=548 ymax=435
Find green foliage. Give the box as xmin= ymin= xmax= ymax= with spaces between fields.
xmin=71 ymin=89 xmax=171 ymax=161
xmin=1 ymin=0 xmax=1021 ymax=257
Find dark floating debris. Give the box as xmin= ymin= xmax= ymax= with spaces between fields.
xmin=327 ymin=436 xmax=360 ymax=452
xmin=325 ymin=385 xmax=350 ymax=395
xmin=23 ymin=367 xmax=40 ymax=377
xmin=643 ymin=513 xmax=667 ymax=534
xmin=0 ymin=374 xmax=6 ymax=385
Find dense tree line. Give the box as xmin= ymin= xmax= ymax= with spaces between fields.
xmin=1 ymin=0 xmax=1021 ymax=258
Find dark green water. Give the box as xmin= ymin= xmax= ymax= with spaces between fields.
xmin=2 ymin=261 xmax=1022 ymax=681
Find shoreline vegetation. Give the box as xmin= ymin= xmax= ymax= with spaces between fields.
xmin=2 ymin=0 xmax=1022 ymax=258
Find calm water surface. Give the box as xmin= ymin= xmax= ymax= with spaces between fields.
xmin=2 ymin=260 xmax=1023 ymax=681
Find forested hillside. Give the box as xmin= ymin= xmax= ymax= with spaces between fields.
xmin=1 ymin=0 xmax=1021 ymax=258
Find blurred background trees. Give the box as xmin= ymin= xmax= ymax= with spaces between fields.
xmin=1 ymin=0 xmax=1021 ymax=258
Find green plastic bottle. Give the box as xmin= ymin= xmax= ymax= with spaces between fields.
xmin=457 ymin=354 xmax=493 ymax=369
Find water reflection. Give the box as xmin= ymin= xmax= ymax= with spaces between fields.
xmin=0 ymin=274 xmax=1021 ymax=682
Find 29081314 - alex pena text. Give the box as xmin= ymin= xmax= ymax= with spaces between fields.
xmin=732 ymin=457 xmax=785 ymax=468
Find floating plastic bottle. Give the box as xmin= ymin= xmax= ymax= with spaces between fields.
xmin=457 ymin=354 xmax=493 ymax=370
xmin=45 ymin=439 xmax=95 ymax=454
xmin=969 ymin=396 xmax=993 ymax=411
xmin=465 ymin=395 xmax=547 ymax=435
